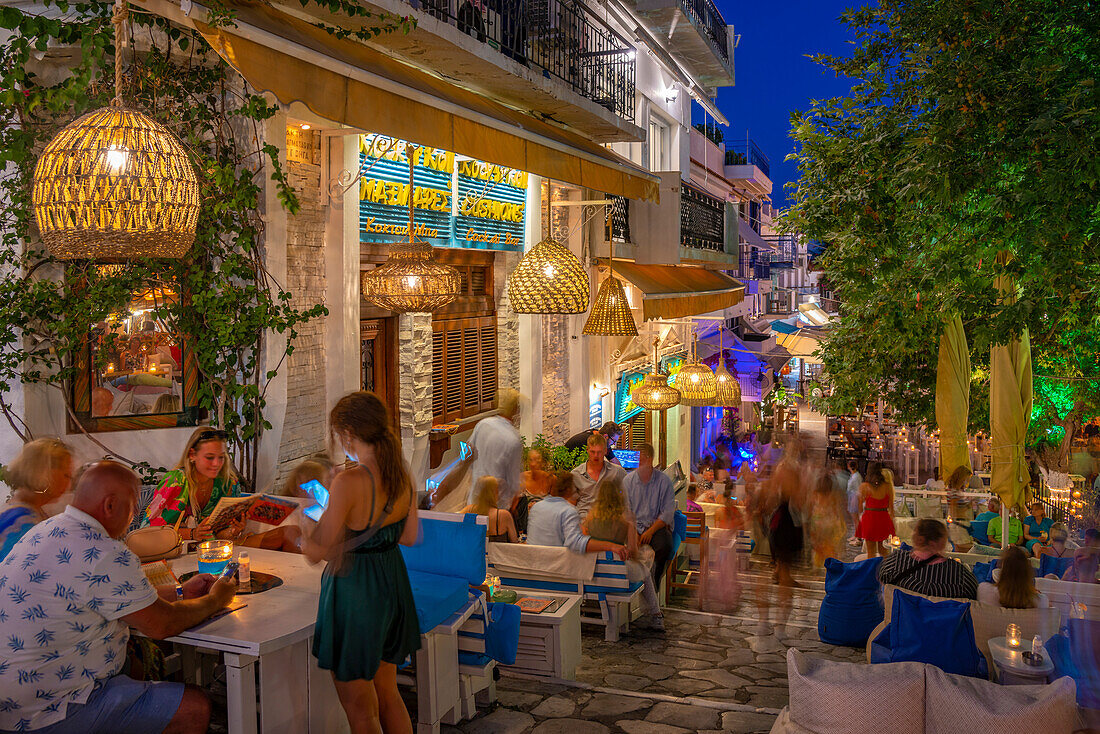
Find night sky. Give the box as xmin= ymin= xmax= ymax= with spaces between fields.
xmin=700 ymin=1 xmax=864 ymax=211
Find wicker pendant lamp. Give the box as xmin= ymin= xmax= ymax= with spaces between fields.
xmin=714 ymin=327 xmax=742 ymax=407
xmin=676 ymin=328 xmax=717 ymax=406
xmin=632 ymin=338 xmax=680 ymax=411
xmin=32 ymin=0 xmax=200 ymax=260
xmin=507 ymin=237 xmax=589 ymax=313
xmin=582 ymin=261 xmax=637 ymax=336
xmin=361 ymin=146 xmax=460 ymax=313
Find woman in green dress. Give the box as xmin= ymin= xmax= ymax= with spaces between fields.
xmin=304 ymin=391 xmax=420 ymax=734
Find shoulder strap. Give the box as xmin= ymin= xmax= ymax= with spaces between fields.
xmin=886 ymin=553 xmax=938 ymax=588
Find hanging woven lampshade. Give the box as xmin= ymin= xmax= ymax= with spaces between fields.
xmin=361 ymin=143 xmax=460 ymax=313
xmin=361 ymin=239 xmax=462 ymax=312
xmin=676 ymin=328 xmax=717 ymax=406
xmin=677 ymin=362 xmax=717 ymax=406
xmin=714 ymin=359 xmax=742 ymax=407
xmin=32 ymin=0 xmax=200 ymax=261
xmin=582 ymin=272 xmax=637 ymax=336
xmin=632 ymin=337 xmax=680 ymax=411
xmin=507 ymin=238 xmax=589 ymax=313
xmin=632 ymin=371 xmax=681 ymax=411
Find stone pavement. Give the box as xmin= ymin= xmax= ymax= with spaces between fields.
xmin=444 ymin=557 xmax=866 ymax=734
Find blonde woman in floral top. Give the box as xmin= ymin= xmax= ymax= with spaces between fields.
xmin=144 ymin=428 xmax=302 ymax=552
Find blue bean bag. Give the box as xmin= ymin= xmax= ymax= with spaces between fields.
xmin=973 ymin=559 xmax=999 ymax=584
xmin=817 ymin=556 xmax=884 ymax=647
xmin=873 ymin=589 xmax=987 ymax=679
xmin=1039 ymin=554 xmax=1072 ymax=579
xmin=969 ymin=519 xmax=990 ymax=545
xmin=1048 ymin=622 xmax=1100 ymax=708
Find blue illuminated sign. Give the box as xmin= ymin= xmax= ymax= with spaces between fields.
xmin=359 ymin=134 xmax=526 ymax=252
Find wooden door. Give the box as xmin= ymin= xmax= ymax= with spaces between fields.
xmin=361 ymin=318 xmax=397 ymax=421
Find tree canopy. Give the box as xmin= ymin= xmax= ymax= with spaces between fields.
xmin=787 ymin=0 xmax=1100 ymax=448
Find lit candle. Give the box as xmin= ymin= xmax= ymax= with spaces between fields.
xmin=1007 ymin=623 xmax=1021 ymax=648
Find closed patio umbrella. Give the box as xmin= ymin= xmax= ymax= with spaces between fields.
xmin=935 ymin=315 xmax=972 ymax=481
xmin=990 ymin=271 xmax=1033 ymax=548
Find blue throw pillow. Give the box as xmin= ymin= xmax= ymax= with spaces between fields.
xmin=1038 ymin=554 xmax=1073 ymax=579
xmin=818 ymin=556 xmax=884 ymax=647
xmin=969 ymin=519 xmax=990 ymax=545
xmin=973 ymin=560 xmax=996 ymax=584
xmin=888 ymin=590 xmax=987 ymax=678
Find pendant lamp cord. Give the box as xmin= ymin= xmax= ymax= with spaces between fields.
xmin=111 ymin=0 xmax=128 ymax=107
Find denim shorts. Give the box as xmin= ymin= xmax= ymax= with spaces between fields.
xmin=14 ymin=675 xmax=184 ymax=734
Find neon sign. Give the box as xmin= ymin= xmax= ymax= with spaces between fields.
xmin=358 ymin=134 xmax=527 ymax=252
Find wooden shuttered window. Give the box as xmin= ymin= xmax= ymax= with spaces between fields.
xmin=431 ymin=315 xmax=497 ymax=423
xmin=622 ymin=411 xmax=650 ymax=451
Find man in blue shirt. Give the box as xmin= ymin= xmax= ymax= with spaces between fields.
xmin=623 ymin=443 xmax=675 ymax=585
xmin=527 ymin=473 xmax=627 ymax=559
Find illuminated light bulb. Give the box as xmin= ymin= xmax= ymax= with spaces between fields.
xmin=104 ymin=146 xmax=128 ymax=174
xmin=543 ymin=264 xmax=556 ymax=279
xmin=301 ymin=124 xmax=311 ymax=130
xmin=148 ymin=365 xmax=156 ymax=372
xmin=404 ymin=275 xmax=421 ymax=289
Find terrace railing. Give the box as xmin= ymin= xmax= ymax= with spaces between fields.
xmin=419 ymin=0 xmax=636 ymax=122
xmin=724 ymin=138 xmax=771 ymax=179
xmin=679 ymin=0 xmax=729 ymax=66
xmin=680 ymin=184 xmax=725 ymax=252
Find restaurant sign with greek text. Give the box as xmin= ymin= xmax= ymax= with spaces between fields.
xmin=359 ymin=134 xmax=527 ymax=252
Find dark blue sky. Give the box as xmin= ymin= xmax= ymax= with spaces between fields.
xmin=697 ymin=1 xmax=861 ymax=210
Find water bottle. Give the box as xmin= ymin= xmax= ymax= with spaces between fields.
xmin=1031 ymin=634 xmax=1045 ymax=662
xmin=238 ymin=551 xmax=251 ymax=591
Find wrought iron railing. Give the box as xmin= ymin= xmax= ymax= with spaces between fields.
xmin=679 ymin=0 xmax=729 ymax=66
xmin=763 ymin=233 xmax=796 ymax=267
xmin=419 ymin=0 xmax=636 ymax=122
xmin=607 ymin=194 xmax=630 ymax=242
xmin=724 ymin=139 xmax=771 ymax=179
xmin=680 ymin=184 xmax=725 ymax=252
xmin=744 ymin=248 xmax=772 ymax=280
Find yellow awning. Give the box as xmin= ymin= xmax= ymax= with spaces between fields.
xmin=185 ymin=0 xmax=658 ymax=201
xmin=599 ymin=259 xmax=744 ymax=321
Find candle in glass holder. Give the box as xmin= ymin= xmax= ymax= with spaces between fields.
xmin=1006 ymin=623 xmax=1021 ymax=648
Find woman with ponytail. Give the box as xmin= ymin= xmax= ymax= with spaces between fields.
xmin=304 ymin=392 xmax=420 ymax=734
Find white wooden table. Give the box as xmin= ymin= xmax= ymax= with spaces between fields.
xmin=989 ymin=636 xmax=1054 ymax=685
xmin=501 ymin=594 xmax=581 ymax=680
xmin=165 ymin=549 xmax=347 ymax=734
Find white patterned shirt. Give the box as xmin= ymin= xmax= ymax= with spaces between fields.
xmin=0 ymin=506 xmax=157 ymax=731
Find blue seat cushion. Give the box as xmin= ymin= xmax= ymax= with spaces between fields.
xmin=585 ymin=580 xmax=643 ymax=597
xmin=818 ymin=557 xmax=884 ymax=647
xmin=670 ymin=511 xmax=687 ymax=559
xmin=969 ymin=520 xmax=990 ymax=545
xmin=1039 ymin=554 xmax=1072 ymax=579
xmin=973 ymin=559 xmax=1000 ymax=584
xmin=401 ymin=514 xmax=486 ymax=585
xmin=406 ymin=570 xmax=469 ymax=633
xmin=886 ymin=590 xmax=987 ymax=678
xmin=458 ymin=651 xmax=492 ymax=668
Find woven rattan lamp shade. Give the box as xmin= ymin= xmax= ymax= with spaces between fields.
xmin=632 ymin=372 xmax=680 ymax=411
xmin=714 ymin=359 xmax=742 ymax=407
xmin=507 ymin=238 xmax=589 ymax=314
xmin=361 ymin=239 xmax=461 ymax=312
xmin=33 ymin=106 xmax=200 ymax=260
xmin=582 ymin=275 xmax=637 ymax=336
xmin=676 ymin=361 xmax=717 ymax=406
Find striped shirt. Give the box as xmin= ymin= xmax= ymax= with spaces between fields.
xmin=877 ymin=550 xmax=978 ymax=600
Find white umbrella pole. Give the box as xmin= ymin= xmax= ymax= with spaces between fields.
xmin=1001 ymin=503 xmax=1009 ymax=550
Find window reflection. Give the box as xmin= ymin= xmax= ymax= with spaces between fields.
xmin=90 ymin=285 xmax=183 ymax=417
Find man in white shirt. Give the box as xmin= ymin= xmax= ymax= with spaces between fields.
xmin=570 ymin=433 xmax=626 ymax=517
xmin=0 ymin=461 xmax=235 ymax=734
xmin=846 ymin=459 xmax=863 ymax=546
xmin=463 ymin=389 xmax=524 ymax=510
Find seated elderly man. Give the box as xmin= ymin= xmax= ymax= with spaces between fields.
xmin=877 ymin=518 xmax=978 ymax=599
xmin=527 ymin=471 xmax=627 ymax=560
xmin=0 ymin=461 xmax=236 ymax=734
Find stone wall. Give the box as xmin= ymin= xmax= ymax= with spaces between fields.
xmin=494 ymin=250 xmax=521 ymax=394
xmin=398 ymin=313 xmax=434 ymax=486
xmin=539 ymin=184 xmax=573 ymax=443
xmin=274 ymin=128 xmax=327 ymax=488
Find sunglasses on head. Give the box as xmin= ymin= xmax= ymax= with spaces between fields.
xmin=195 ymin=429 xmax=229 ymax=443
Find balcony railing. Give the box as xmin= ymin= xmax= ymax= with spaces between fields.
xmin=420 ymin=0 xmax=636 ymax=122
xmin=681 ymin=184 xmax=725 ymax=252
xmin=679 ymin=0 xmax=730 ymax=66
xmin=724 ymin=139 xmax=771 ymax=179
xmin=763 ymin=233 xmax=796 ymax=268
xmin=607 ymin=194 xmax=631 ymax=242
xmin=744 ymin=248 xmax=772 ymax=280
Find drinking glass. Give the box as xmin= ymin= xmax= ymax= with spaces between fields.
xmin=198 ymin=539 xmax=234 ymax=575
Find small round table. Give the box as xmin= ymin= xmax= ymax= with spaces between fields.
xmin=988 ymin=636 xmax=1054 ymax=685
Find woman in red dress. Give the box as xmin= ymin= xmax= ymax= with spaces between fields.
xmin=856 ymin=463 xmax=896 ymax=558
